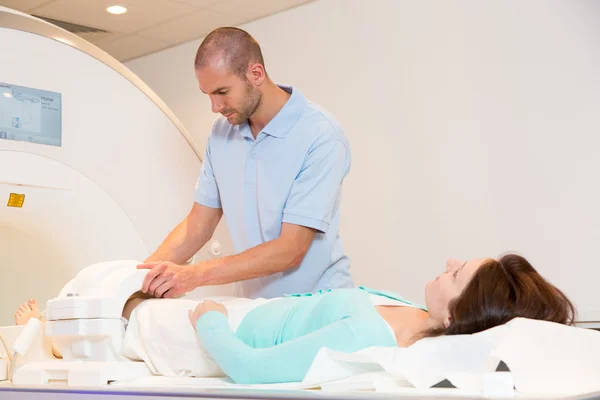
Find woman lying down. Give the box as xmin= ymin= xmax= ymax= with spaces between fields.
xmin=15 ymin=254 xmax=575 ymax=384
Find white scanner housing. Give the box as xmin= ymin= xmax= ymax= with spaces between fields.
xmin=45 ymin=261 xmax=148 ymax=362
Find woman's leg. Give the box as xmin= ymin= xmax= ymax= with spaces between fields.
xmin=122 ymin=291 xmax=153 ymax=321
xmin=14 ymin=299 xmax=62 ymax=358
xmin=13 ymin=292 xmax=153 ymax=360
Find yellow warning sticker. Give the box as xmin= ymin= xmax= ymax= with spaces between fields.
xmin=7 ymin=193 xmax=25 ymax=208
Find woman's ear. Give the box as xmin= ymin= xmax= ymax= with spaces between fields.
xmin=443 ymin=315 xmax=451 ymax=328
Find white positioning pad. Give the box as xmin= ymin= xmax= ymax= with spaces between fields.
xmin=301 ymin=317 xmax=600 ymax=396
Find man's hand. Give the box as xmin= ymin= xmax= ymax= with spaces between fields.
xmin=188 ymin=300 xmax=228 ymax=330
xmin=137 ymin=261 xmax=203 ymax=298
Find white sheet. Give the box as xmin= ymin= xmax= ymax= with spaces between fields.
xmin=120 ymin=297 xmax=274 ymax=377
xmin=113 ymin=371 xmax=558 ymax=398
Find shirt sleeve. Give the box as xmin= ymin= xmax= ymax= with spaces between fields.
xmin=194 ymin=134 xmax=222 ymax=209
xmin=195 ymin=310 xmax=383 ymax=384
xmin=282 ymin=139 xmax=349 ymax=233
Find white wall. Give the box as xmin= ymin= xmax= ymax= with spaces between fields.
xmin=125 ymin=0 xmax=600 ymax=321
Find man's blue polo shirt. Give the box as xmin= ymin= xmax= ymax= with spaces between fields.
xmin=195 ymin=84 xmax=353 ymax=298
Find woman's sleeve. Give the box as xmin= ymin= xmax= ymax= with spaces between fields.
xmin=195 ymin=311 xmax=378 ymax=384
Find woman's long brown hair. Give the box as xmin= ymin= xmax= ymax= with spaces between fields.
xmin=425 ymin=254 xmax=576 ymax=337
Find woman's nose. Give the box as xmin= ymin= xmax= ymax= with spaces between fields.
xmin=446 ymin=258 xmax=462 ymax=272
xmin=445 ymin=260 xmax=453 ymax=272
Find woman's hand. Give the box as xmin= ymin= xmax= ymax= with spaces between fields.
xmin=188 ymin=300 xmax=228 ymax=329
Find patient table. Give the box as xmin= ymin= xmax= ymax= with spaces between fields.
xmin=1 ymin=261 xmax=600 ymax=400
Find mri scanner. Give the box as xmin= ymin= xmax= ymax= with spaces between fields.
xmin=1 ymin=5 xmax=600 ymax=400
xmin=0 ymin=4 xmax=203 ymax=324
xmin=0 ymin=4 xmax=232 ymax=329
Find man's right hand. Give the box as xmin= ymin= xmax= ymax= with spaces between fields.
xmin=137 ymin=261 xmax=204 ymax=298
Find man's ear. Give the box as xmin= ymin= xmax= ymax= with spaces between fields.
xmin=247 ymin=62 xmax=266 ymax=86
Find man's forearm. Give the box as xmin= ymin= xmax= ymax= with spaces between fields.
xmin=146 ymin=219 xmax=211 ymax=264
xmin=195 ymin=237 xmax=307 ymax=286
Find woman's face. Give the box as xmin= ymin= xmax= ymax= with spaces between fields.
xmin=425 ymin=258 xmax=490 ymax=328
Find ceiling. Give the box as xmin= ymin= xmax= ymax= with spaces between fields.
xmin=1 ymin=0 xmax=312 ymax=61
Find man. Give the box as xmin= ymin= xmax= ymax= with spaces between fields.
xmin=138 ymin=27 xmax=352 ymax=299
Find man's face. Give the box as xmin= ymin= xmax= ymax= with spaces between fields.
xmin=196 ymin=60 xmax=261 ymax=125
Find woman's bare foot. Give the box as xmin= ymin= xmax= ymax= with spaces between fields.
xmin=14 ymin=298 xmax=42 ymax=325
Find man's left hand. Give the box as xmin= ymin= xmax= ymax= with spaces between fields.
xmin=137 ymin=261 xmax=203 ymax=298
